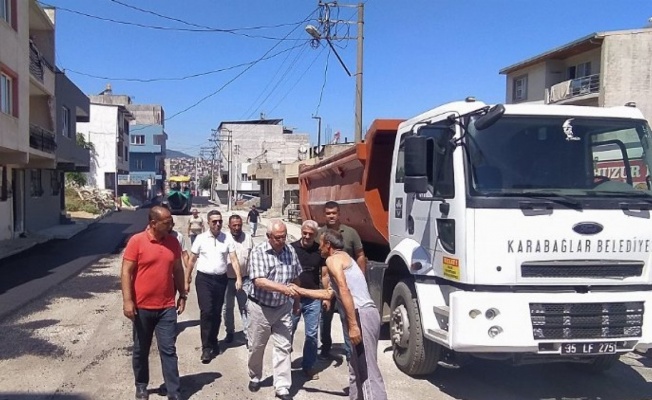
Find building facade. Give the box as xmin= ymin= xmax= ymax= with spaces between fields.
xmin=126 ymin=104 xmax=166 ymax=190
xmin=500 ymin=28 xmax=652 ymax=120
xmin=0 ymin=1 xmax=90 ymax=240
xmin=215 ymin=119 xmax=310 ymax=207
xmin=77 ymin=103 xmax=132 ymax=194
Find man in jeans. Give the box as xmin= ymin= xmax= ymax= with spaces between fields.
xmin=223 ymin=214 xmax=255 ymax=345
xmin=247 ymin=205 xmax=260 ymax=237
xmin=121 ymin=206 xmax=187 ymax=400
xmin=185 ymin=210 xmax=243 ymax=364
xmin=290 ymin=220 xmax=324 ymax=380
xmin=319 ymin=201 xmax=366 ymax=359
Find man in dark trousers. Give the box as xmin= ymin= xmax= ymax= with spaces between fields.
xmin=185 ymin=210 xmax=243 ymax=363
xmin=121 ymin=206 xmax=187 ymax=400
xmin=291 ymin=229 xmax=387 ymax=400
xmin=319 ymin=201 xmax=366 ymax=359
xmin=290 ymin=219 xmax=324 ymax=380
xmin=247 ymin=205 xmax=260 ymax=237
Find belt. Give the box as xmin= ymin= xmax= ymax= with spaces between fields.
xmin=197 ymin=271 xmax=227 ymax=277
xmin=228 ymin=276 xmax=249 ymax=280
xmin=247 ymin=295 xmax=282 ymax=309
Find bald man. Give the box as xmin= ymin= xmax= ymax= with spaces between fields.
xmin=246 ymin=220 xmax=302 ymax=400
xmin=121 ymin=206 xmax=187 ymax=400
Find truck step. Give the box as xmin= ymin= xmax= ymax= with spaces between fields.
xmin=433 ymin=305 xmax=450 ymax=317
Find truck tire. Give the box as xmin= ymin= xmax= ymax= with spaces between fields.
xmin=390 ymin=280 xmax=440 ymax=376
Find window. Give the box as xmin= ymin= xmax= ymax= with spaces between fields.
xmin=135 ymin=160 xmax=143 ymax=170
xmin=569 ymin=62 xmax=592 ymax=79
xmin=0 ymin=165 xmax=7 ymax=201
xmin=241 ymin=173 xmax=249 ymax=181
xmin=50 ymin=170 xmax=60 ymax=195
xmin=131 ymin=135 xmax=145 ymax=145
xmin=124 ymin=145 xmax=129 ymax=161
xmin=1 ymin=0 xmax=10 ymax=25
xmin=394 ymin=125 xmax=455 ymax=197
xmin=30 ymin=169 xmax=43 ymax=197
xmin=61 ymin=106 xmax=71 ymax=138
xmin=513 ymin=75 xmax=528 ymax=102
xmin=154 ymin=135 xmax=165 ymax=146
xmin=1 ymin=72 xmax=13 ymax=115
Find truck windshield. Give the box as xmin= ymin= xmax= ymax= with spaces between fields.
xmin=465 ymin=115 xmax=652 ymax=199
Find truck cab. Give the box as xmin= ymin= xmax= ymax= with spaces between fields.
xmin=383 ymin=99 xmax=652 ymax=374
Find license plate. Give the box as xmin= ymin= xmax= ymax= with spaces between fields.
xmin=561 ymin=342 xmax=617 ymax=355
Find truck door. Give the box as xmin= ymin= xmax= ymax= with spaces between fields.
xmin=391 ymin=120 xmax=457 ymax=261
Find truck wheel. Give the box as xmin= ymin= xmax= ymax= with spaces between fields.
xmin=390 ymin=280 xmax=440 ymax=376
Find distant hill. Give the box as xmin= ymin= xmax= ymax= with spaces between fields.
xmin=166 ymin=149 xmax=193 ymax=159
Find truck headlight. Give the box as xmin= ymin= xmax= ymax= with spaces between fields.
xmin=488 ymin=326 xmax=503 ymax=338
xmin=485 ymin=308 xmax=500 ymax=320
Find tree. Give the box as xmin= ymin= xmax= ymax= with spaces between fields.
xmin=199 ymin=175 xmax=211 ymax=190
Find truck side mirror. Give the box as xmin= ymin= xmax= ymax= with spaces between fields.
xmin=404 ymin=136 xmax=428 ymax=193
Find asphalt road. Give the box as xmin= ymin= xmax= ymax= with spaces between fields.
xmin=0 ymin=207 xmax=149 ymax=320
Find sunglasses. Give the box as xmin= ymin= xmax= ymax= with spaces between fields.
xmin=210 ymin=220 xmax=223 ymax=225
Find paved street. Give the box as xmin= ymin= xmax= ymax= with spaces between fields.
xmin=1 ymin=203 xmax=652 ymax=399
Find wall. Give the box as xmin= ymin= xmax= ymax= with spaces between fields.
xmin=130 ymin=152 xmax=157 ymax=171
xmin=602 ymin=31 xmax=652 ymax=121
xmin=23 ymin=168 xmax=60 ymax=232
xmin=54 ymin=71 xmax=90 ymax=168
xmin=504 ymin=63 xmax=547 ymax=104
xmin=77 ymin=104 xmax=118 ymax=188
xmin=0 ymin=0 xmax=29 ymax=155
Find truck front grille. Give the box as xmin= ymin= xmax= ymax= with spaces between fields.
xmin=529 ymin=302 xmax=644 ymax=340
xmin=521 ymin=261 xmax=643 ymax=279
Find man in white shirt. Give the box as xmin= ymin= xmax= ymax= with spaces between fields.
xmin=223 ymin=214 xmax=255 ymax=346
xmin=185 ymin=210 xmax=243 ymax=364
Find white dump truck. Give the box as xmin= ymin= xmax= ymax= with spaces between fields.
xmin=300 ymin=98 xmax=652 ymax=375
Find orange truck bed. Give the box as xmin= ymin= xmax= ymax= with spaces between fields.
xmin=299 ymin=119 xmax=404 ymax=246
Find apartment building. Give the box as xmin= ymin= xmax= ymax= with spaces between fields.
xmin=500 ymin=27 xmax=652 ymax=120
xmin=215 ymin=119 xmax=310 ymax=209
xmin=77 ymin=102 xmax=132 ymax=195
xmin=0 ymin=1 xmax=90 ymax=240
xmin=126 ymin=104 xmax=166 ymax=191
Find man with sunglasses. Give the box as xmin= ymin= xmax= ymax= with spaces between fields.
xmin=185 ymin=210 xmax=243 ymax=364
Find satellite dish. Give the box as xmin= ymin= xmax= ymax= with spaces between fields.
xmin=298 ymin=145 xmax=308 ymax=154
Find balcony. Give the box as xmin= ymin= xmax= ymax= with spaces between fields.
xmin=29 ymin=124 xmax=57 ymax=154
xmin=547 ymin=74 xmax=600 ymax=104
xmin=29 ymin=44 xmax=55 ymax=96
xmin=130 ymin=144 xmax=162 ymax=153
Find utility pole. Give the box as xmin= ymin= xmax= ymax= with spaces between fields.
xmin=306 ymin=2 xmax=364 ymax=143
xmin=355 ymin=2 xmax=364 ymax=143
xmin=312 ymin=115 xmax=322 ymax=156
xmin=209 ymin=130 xmax=219 ymax=202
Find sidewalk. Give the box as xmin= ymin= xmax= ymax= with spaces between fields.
xmin=0 ymin=211 xmax=113 ymax=261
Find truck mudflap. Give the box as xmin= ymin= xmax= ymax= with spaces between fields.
xmin=416 ymin=283 xmax=652 ymax=354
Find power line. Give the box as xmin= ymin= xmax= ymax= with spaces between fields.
xmin=38 ymin=2 xmax=311 ymax=40
xmin=62 ymin=43 xmax=307 ymax=83
xmin=130 ymin=8 xmax=318 ymax=131
xmin=315 ymin=47 xmax=331 ymax=116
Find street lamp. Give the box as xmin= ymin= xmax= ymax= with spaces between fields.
xmin=305 ymin=3 xmax=364 ymax=143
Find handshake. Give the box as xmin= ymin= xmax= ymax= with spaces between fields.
xmin=285 ymin=283 xmax=304 ymax=298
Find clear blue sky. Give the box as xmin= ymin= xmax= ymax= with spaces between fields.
xmin=43 ymin=0 xmax=651 ymax=155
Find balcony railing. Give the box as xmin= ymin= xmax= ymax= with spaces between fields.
xmin=29 ymin=124 xmax=57 ymax=153
xmin=547 ymin=74 xmax=600 ymax=103
xmin=29 ymin=45 xmax=43 ymax=82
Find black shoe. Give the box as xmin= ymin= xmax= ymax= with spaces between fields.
xmin=318 ymin=348 xmax=330 ymax=359
xmin=135 ymin=386 xmax=149 ymax=399
xmin=248 ymin=381 xmax=261 ymax=392
xmin=213 ymin=344 xmax=221 ymax=356
xmin=225 ymin=333 xmax=234 ymax=343
xmin=158 ymin=384 xmax=167 ymax=396
xmin=275 ymin=392 xmax=293 ymax=400
xmin=201 ymin=348 xmax=213 ymax=364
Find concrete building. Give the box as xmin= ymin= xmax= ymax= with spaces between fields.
xmin=500 ymin=27 xmax=652 ymax=120
xmin=77 ymin=102 xmax=133 ymax=195
xmin=0 ymin=1 xmax=90 ymax=239
xmin=215 ymin=119 xmax=310 ymax=208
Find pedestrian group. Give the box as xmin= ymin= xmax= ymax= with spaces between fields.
xmin=121 ymin=202 xmax=387 ymax=400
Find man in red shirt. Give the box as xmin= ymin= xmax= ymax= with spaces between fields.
xmin=121 ymin=206 xmax=187 ymax=400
